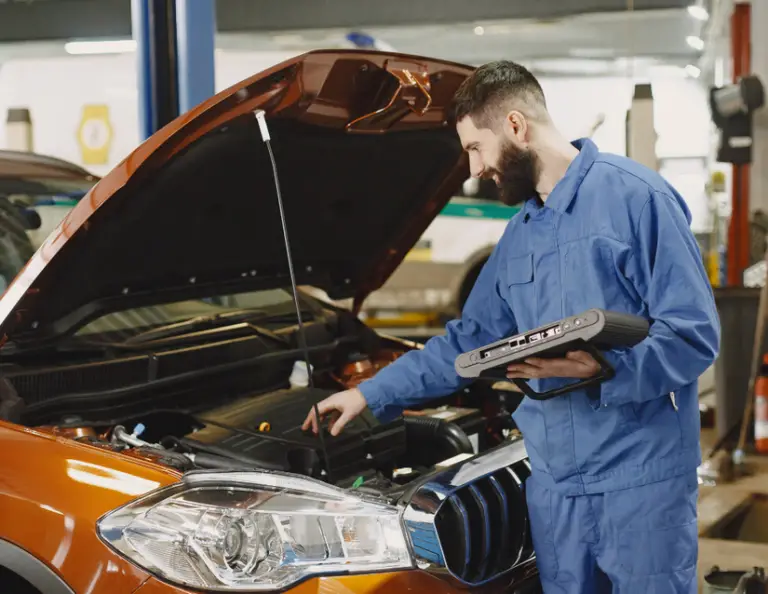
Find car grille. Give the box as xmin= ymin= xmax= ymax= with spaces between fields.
xmin=401 ymin=439 xmax=536 ymax=587
xmin=435 ymin=461 xmax=533 ymax=583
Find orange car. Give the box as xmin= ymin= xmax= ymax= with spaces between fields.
xmin=0 ymin=50 xmax=540 ymax=594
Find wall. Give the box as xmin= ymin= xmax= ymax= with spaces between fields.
xmin=0 ymin=50 xmax=297 ymax=177
xmin=0 ymin=51 xmax=714 ymax=229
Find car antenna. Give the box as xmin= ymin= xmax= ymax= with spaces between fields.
xmin=253 ymin=109 xmax=333 ymax=482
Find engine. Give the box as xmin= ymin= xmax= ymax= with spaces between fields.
xmin=64 ymin=381 xmax=495 ymax=494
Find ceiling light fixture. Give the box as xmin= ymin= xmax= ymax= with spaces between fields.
xmin=65 ymin=39 xmax=137 ymax=55
xmin=474 ymin=25 xmax=485 ymax=36
xmin=687 ymin=2 xmax=709 ymax=21
xmin=685 ymin=64 xmax=701 ymax=78
xmin=686 ymin=35 xmax=705 ymax=51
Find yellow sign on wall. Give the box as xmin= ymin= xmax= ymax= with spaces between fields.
xmin=77 ymin=104 xmax=113 ymax=165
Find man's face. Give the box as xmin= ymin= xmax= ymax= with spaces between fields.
xmin=456 ymin=115 xmax=538 ymax=206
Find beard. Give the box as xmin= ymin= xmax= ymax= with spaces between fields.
xmin=493 ymin=140 xmax=540 ymax=206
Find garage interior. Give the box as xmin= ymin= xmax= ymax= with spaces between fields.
xmin=1 ymin=0 xmax=768 ymax=593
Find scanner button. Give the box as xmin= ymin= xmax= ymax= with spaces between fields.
xmin=575 ymin=319 xmax=582 ymax=326
xmin=564 ymin=323 xmax=570 ymax=330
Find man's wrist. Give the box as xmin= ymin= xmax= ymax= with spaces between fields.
xmin=357 ymin=380 xmax=402 ymax=423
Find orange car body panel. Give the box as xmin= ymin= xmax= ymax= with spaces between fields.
xmin=0 ymin=420 xmax=179 ymax=592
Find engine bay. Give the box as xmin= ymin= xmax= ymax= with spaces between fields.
xmin=3 ymin=304 xmax=524 ymax=497
xmin=44 ymin=381 xmax=506 ymax=497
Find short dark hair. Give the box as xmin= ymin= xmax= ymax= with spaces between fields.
xmin=450 ymin=61 xmax=547 ymax=128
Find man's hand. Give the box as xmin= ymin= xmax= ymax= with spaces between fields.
xmin=302 ymin=388 xmax=368 ymax=437
xmin=506 ymin=350 xmax=600 ymax=380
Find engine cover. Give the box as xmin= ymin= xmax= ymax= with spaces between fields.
xmin=185 ymin=387 xmax=406 ymax=481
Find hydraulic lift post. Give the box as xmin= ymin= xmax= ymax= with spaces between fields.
xmin=132 ymin=0 xmax=216 ymax=140
xmin=176 ymin=0 xmax=216 ymax=115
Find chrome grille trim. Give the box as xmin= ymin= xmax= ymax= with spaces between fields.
xmin=400 ymin=438 xmax=537 ymax=587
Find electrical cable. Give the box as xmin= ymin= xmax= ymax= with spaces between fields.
xmin=253 ymin=110 xmax=333 ymax=482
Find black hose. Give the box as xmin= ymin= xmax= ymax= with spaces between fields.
xmin=403 ymin=416 xmax=474 ymax=467
xmin=177 ymin=437 xmax=285 ymax=471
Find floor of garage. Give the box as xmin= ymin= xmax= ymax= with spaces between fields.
xmin=697 ymin=429 xmax=768 ymax=591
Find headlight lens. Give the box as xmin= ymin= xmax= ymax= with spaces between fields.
xmin=97 ymin=471 xmax=413 ymax=591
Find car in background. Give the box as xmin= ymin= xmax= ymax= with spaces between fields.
xmin=363 ymin=178 xmax=521 ymax=324
xmin=0 ymin=51 xmax=538 ymax=594
xmin=0 ymin=150 xmax=98 ymax=293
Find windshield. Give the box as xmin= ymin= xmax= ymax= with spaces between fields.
xmin=74 ymin=289 xmax=313 ymax=341
xmin=0 ymin=173 xmax=97 ymax=289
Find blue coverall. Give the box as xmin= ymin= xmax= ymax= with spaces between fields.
xmin=358 ymin=138 xmax=721 ymax=593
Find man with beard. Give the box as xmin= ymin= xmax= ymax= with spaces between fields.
xmin=304 ymin=61 xmax=719 ymax=593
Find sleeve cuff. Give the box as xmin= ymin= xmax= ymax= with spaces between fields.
xmin=358 ymin=380 xmax=403 ymax=424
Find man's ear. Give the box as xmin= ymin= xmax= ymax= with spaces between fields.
xmin=505 ymin=110 xmax=529 ymax=144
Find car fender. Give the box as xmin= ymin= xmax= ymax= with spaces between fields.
xmin=0 ymin=538 xmax=75 ymax=594
xmin=0 ymin=420 xmax=179 ymax=593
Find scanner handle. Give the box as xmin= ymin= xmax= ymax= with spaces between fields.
xmin=511 ymin=341 xmax=615 ymax=401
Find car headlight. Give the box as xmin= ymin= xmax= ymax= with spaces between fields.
xmin=97 ymin=471 xmax=413 ymax=591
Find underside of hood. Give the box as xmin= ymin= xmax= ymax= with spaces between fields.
xmin=0 ymin=50 xmax=474 ymax=346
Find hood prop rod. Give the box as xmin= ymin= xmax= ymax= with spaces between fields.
xmin=254 ymin=110 xmax=333 ymax=482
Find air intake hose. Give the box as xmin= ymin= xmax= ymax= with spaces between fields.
xmin=403 ymin=416 xmax=474 ymax=468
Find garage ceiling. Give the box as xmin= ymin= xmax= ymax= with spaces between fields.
xmin=0 ymin=0 xmax=707 ymax=41
xmin=0 ymin=0 xmax=713 ymax=78
xmin=217 ymin=9 xmax=704 ymax=69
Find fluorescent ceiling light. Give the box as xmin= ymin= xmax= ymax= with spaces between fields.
xmin=686 ymin=35 xmax=705 ymax=51
xmin=685 ymin=64 xmax=701 ymax=78
xmin=687 ymin=3 xmax=709 ymax=21
xmin=65 ymin=39 xmax=137 ymax=55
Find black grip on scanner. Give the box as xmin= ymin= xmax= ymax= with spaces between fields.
xmin=508 ymin=340 xmax=614 ymax=400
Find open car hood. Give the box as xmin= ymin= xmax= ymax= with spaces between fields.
xmin=0 ymin=50 xmax=473 ymax=346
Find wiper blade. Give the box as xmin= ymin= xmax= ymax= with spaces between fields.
xmin=122 ymin=309 xmax=293 ymax=345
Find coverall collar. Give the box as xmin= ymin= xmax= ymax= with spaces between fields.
xmin=523 ymin=137 xmax=598 ymax=216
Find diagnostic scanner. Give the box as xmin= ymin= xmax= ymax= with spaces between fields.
xmin=454 ymin=308 xmax=650 ymax=400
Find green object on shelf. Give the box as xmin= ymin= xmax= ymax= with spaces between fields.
xmin=351 ymin=476 xmax=364 ymax=489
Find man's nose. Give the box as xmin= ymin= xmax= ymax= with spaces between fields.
xmin=468 ymin=155 xmax=484 ymax=178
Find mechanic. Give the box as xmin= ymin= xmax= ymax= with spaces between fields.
xmin=303 ymin=61 xmax=720 ymax=593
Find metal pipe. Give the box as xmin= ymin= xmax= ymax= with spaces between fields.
xmin=112 ymin=425 xmax=158 ymax=449
xmin=727 ymin=2 xmax=751 ymax=286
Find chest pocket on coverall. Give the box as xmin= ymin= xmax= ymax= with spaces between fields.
xmin=503 ymin=253 xmax=536 ymax=328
